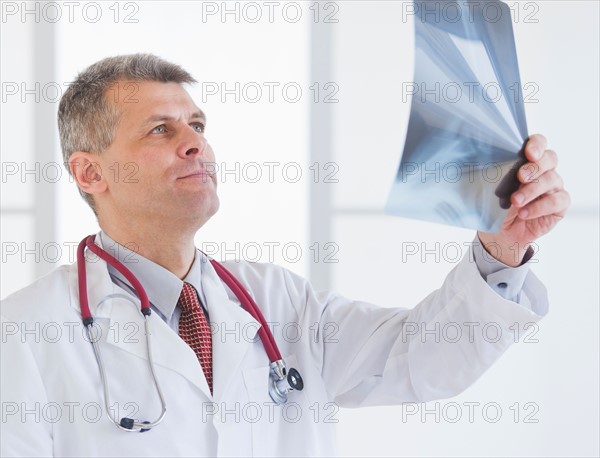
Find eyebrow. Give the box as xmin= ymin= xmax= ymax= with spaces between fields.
xmin=140 ymin=110 xmax=207 ymax=130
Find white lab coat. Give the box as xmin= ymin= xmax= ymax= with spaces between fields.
xmin=0 ymin=234 xmax=548 ymax=457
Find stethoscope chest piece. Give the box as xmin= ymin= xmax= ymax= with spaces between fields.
xmin=268 ymin=361 xmax=304 ymax=405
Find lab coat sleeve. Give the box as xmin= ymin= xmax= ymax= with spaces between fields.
xmin=0 ymin=315 xmax=53 ymax=457
xmin=280 ymin=243 xmax=549 ymax=407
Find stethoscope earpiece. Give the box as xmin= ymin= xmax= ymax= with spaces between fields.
xmin=119 ymin=417 xmax=152 ymax=433
xmin=119 ymin=418 xmax=135 ymax=430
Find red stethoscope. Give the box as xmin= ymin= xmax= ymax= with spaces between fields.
xmin=77 ymin=235 xmax=304 ymax=433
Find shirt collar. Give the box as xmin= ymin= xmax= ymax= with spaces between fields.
xmin=98 ymin=231 xmax=205 ymax=320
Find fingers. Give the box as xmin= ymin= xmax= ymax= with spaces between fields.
xmin=509 ymin=134 xmax=570 ymax=223
xmin=513 ymin=169 xmax=564 ymax=208
xmin=518 ymin=189 xmax=571 ymax=220
xmin=524 ymin=134 xmax=548 ymax=162
xmin=518 ymin=149 xmax=558 ymax=184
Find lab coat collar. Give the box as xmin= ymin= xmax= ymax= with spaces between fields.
xmin=68 ymin=233 xmax=261 ymax=403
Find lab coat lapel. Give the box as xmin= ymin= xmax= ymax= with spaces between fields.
xmin=200 ymin=255 xmax=261 ymax=403
xmin=105 ymin=290 xmax=213 ymax=399
xmin=68 ymin=235 xmax=212 ymax=399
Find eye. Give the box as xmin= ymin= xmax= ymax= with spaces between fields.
xmin=151 ymin=125 xmax=166 ymax=134
xmin=191 ymin=122 xmax=205 ymax=133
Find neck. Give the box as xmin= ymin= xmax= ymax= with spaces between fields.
xmin=99 ymin=219 xmax=198 ymax=280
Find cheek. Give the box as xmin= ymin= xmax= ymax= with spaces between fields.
xmin=134 ymin=152 xmax=171 ymax=181
xmin=99 ymin=145 xmax=145 ymax=189
xmin=205 ymin=145 xmax=217 ymax=163
xmin=110 ymin=162 xmax=162 ymax=197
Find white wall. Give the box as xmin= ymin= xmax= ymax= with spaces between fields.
xmin=1 ymin=1 xmax=598 ymax=456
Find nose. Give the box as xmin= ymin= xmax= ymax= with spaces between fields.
xmin=177 ymin=125 xmax=207 ymax=158
xmin=185 ymin=145 xmax=202 ymax=156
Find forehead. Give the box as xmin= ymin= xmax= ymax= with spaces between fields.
xmin=107 ymin=80 xmax=202 ymax=124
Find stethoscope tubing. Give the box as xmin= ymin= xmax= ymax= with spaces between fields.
xmin=80 ymin=235 xmax=282 ymax=363
xmin=76 ymin=235 xmax=300 ymax=432
xmin=209 ymin=260 xmax=282 ymax=362
xmin=78 ymin=236 xmax=168 ymax=432
xmin=79 ymin=236 xmax=152 ymax=322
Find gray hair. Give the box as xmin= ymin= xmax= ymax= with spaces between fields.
xmin=58 ymin=53 xmax=197 ymax=213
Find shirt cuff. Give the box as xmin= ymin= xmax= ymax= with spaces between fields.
xmin=472 ymin=235 xmax=534 ymax=303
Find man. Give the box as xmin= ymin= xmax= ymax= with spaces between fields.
xmin=1 ymin=54 xmax=570 ymax=457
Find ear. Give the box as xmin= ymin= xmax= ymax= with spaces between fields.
xmin=69 ymin=152 xmax=108 ymax=196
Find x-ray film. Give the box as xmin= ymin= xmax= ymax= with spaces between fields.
xmin=385 ymin=0 xmax=529 ymax=232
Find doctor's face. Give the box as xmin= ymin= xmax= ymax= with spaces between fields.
xmin=95 ymin=81 xmax=219 ymax=228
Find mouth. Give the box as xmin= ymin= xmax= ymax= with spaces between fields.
xmin=179 ymin=171 xmax=212 ymax=178
xmin=177 ymin=167 xmax=216 ymax=181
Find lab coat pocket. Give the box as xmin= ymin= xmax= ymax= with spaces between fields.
xmin=242 ymin=354 xmax=324 ymax=457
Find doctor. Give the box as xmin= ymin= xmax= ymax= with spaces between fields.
xmin=1 ymin=54 xmax=570 ymax=457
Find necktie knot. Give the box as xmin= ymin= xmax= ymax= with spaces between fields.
xmin=178 ymin=282 xmax=202 ymax=314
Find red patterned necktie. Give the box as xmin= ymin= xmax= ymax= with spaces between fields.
xmin=178 ymin=282 xmax=213 ymax=394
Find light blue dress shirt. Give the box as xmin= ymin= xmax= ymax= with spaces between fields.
xmin=471 ymin=235 xmax=534 ymax=303
xmin=99 ymin=232 xmax=209 ymax=333
xmin=98 ymin=231 xmax=534 ymax=332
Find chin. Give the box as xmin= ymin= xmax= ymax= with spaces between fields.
xmin=183 ymin=195 xmax=220 ymax=224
